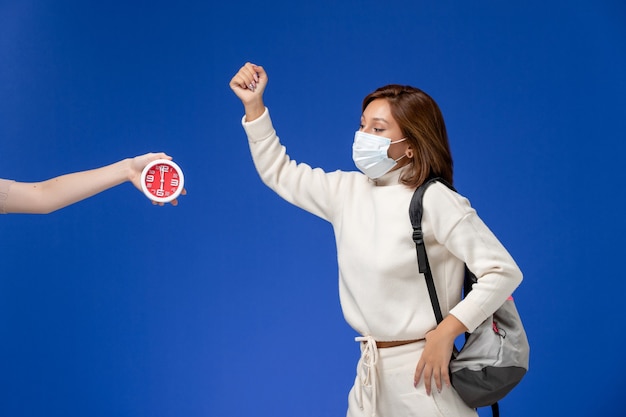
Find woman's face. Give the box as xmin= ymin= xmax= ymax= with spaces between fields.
xmin=360 ymin=98 xmax=411 ymax=163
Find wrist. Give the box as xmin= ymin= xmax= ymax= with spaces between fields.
xmin=244 ymin=100 xmax=265 ymax=122
xmin=437 ymin=315 xmax=468 ymax=339
xmin=122 ymin=158 xmax=135 ymax=182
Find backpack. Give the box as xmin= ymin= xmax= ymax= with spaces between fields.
xmin=409 ymin=177 xmax=530 ymax=417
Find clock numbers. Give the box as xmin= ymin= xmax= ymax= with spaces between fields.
xmin=140 ymin=159 xmax=185 ymax=203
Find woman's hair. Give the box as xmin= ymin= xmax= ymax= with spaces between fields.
xmin=362 ymin=85 xmax=453 ymax=188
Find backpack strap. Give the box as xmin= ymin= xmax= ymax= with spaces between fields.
xmin=409 ymin=177 xmax=454 ymax=324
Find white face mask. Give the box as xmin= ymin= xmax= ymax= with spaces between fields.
xmin=352 ymin=131 xmax=407 ymax=179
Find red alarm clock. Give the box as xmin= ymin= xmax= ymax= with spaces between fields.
xmin=140 ymin=159 xmax=185 ymax=203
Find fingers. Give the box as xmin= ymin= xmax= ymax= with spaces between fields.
xmin=432 ymin=367 xmax=442 ymax=394
xmin=151 ymin=152 xmax=172 ymax=161
xmin=140 ymin=152 xmax=171 ymax=161
xmin=414 ymin=361 xmax=450 ymax=396
xmin=230 ymin=62 xmax=267 ymax=96
xmin=142 ymin=152 xmax=172 ymax=170
xmin=230 ymin=62 xmax=256 ymax=90
xmin=131 ymin=153 xmax=171 ymax=175
xmin=413 ymin=360 xmax=424 ymax=388
xmin=415 ymin=365 xmax=437 ymax=396
xmin=442 ymin=368 xmax=451 ymax=389
xmin=169 ymin=188 xmax=187 ymax=206
xmin=415 ymin=361 xmax=434 ymax=396
xmin=241 ymin=62 xmax=260 ymax=91
xmin=151 ymin=188 xmax=186 ymax=207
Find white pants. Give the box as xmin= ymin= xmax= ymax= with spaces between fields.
xmin=346 ymin=337 xmax=478 ymax=417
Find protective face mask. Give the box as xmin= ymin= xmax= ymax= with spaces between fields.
xmin=352 ymin=131 xmax=407 ymax=179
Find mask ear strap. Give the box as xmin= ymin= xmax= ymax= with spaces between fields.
xmin=390 ymin=137 xmax=407 ymax=145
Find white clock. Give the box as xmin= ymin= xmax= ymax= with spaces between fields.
xmin=140 ymin=159 xmax=185 ymax=203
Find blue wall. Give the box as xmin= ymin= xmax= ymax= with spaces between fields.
xmin=1 ymin=1 xmax=624 ymax=416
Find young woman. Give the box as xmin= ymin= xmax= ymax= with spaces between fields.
xmin=0 ymin=152 xmax=184 ymax=214
xmin=230 ymin=62 xmax=522 ymax=417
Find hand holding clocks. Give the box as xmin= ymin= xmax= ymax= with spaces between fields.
xmin=140 ymin=159 xmax=185 ymax=203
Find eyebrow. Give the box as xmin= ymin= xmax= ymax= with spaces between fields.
xmin=361 ymin=116 xmax=390 ymax=124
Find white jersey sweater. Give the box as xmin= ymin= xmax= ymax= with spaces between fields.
xmin=242 ymin=108 xmax=522 ymax=340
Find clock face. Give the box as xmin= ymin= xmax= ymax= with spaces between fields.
xmin=140 ymin=159 xmax=185 ymax=203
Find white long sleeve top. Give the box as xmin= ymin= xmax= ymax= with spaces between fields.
xmin=242 ymin=108 xmax=522 ymax=340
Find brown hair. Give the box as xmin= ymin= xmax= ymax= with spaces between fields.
xmin=362 ymin=85 xmax=453 ymax=188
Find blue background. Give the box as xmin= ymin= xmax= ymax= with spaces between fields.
xmin=1 ymin=1 xmax=625 ymax=416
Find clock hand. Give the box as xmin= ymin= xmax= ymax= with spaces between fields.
xmin=159 ymin=166 xmax=165 ymax=190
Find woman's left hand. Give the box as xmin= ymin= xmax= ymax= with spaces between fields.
xmin=414 ymin=315 xmax=467 ymax=395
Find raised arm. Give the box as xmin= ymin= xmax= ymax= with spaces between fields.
xmin=3 ymin=152 xmax=184 ymax=214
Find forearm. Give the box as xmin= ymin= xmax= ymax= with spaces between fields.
xmin=5 ymin=159 xmax=132 ymax=214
